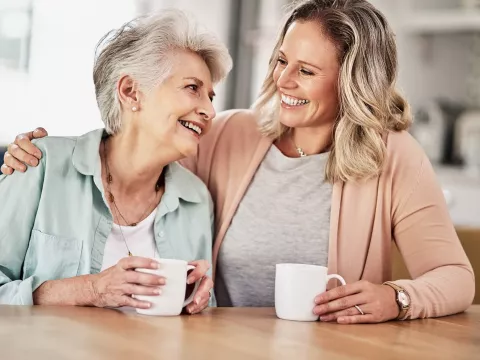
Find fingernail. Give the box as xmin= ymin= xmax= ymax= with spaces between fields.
xmin=194 ymin=297 xmax=200 ymax=305
xmin=154 ymin=288 xmax=162 ymax=295
xmin=186 ymin=277 xmax=193 ymax=285
xmin=158 ymin=278 xmax=165 ymax=285
xmin=319 ymin=316 xmax=328 ymax=321
xmin=35 ymin=152 xmax=42 ymax=158
xmin=30 ymin=159 xmax=37 ymax=166
xmin=145 ymin=303 xmax=151 ymax=308
xmin=151 ymin=262 xmax=159 ymax=269
xmin=337 ymin=317 xmax=346 ymax=323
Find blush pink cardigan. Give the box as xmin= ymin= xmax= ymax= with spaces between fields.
xmin=181 ymin=109 xmax=475 ymax=319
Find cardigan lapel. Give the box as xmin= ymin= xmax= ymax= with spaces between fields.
xmin=331 ymin=177 xmax=380 ymax=287
xmin=327 ymin=181 xmax=343 ymax=289
xmin=212 ymin=136 xmax=273 ymax=278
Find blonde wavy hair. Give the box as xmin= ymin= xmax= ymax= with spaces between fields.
xmin=252 ymin=0 xmax=412 ymax=183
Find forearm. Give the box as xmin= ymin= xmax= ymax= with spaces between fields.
xmin=393 ymin=264 xmax=475 ymax=320
xmin=33 ymin=275 xmax=97 ymax=306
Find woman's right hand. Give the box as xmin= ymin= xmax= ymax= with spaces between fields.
xmin=1 ymin=128 xmax=48 ymax=175
xmin=89 ymin=256 xmax=165 ymax=309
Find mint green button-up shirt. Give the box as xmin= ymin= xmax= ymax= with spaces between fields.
xmin=0 ymin=129 xmax=214 ymax=305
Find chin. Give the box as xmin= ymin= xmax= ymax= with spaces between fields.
xmin=178 ymin=144 xmax=199 ymax=158
xmin=278 ymin=112 xmax=306 ymax=128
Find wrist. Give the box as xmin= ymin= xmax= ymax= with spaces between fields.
xmin=32 ymin=276 xmax=98 ymax=306
xmin=382 ymin=284 xmax=400 ymax=320
xmin=81 ymin=274 xmax=98 ymax=307
xmin=383 ymin=281 xmax=411 ymax=320
xmin=32 ymin=281 xmax=50 ymax=305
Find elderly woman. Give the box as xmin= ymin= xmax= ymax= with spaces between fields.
xmin=3 ymin=0 xmax=475 ymax=323
xmin=0 ymin=10 xmax=232 ymax=313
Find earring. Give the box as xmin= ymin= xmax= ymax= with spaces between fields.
xmin=132 ymin=106 xmax=138 ymax=112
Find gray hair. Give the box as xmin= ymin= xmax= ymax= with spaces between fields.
xmin=93 ymin=9 xmax=233 ymax=134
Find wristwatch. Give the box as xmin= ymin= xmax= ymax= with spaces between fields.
xmin=383 ymin=282 xmax=410 ymax=320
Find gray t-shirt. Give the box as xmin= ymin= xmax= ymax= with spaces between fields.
xmin=215 ymin=145 xmax=332 ymax=307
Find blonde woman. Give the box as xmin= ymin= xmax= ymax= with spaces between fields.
xmin=0 ymin=10 xmax=232 ymax=313
xmin=3 ymin=0 xmax=474 ymax=323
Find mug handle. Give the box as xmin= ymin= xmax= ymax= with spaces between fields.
xmin=183 ymin=264 xmax=201 ymax=307
xmin=326 ymin=274 xmax=346 ymax=287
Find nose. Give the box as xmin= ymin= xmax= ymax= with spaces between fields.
xmin=276 ymin=66 xmax=296 ymax=89
xmin=197 ymin=98 xmax=216 ymax=121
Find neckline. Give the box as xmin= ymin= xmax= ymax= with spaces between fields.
xmin=271 ymin=143 xmax=330 ymax=160
xmin=263 ymin=145 xmax=330 ymax=172
xmin=112 ymin=208 xmax=158 ymax=231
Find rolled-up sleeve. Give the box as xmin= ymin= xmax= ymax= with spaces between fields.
xmin=0 ymin=156 xmax=45 ymax=305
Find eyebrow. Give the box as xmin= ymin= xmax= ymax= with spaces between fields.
xmin=278 ymin=50 xmax=323 ymax=71
xmin=183 ymin=77 xmax=216 ymax=98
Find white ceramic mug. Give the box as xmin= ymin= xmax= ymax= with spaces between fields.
xmin=135 ymin=258 xmax=200 ymax=316
xmin=275 ymin=263 xmax=346 ymax=321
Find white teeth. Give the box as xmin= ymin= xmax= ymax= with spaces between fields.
xmin=281 ymin=94 xmax=309 ymax=106
xmin=179 ymin=120 xmax=202 ymax=135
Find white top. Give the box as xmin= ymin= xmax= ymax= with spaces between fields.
xmin=101 ymin=208 xmax=158 ymax=271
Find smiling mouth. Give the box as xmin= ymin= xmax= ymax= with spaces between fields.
xmin=179 ymin=120 xmax=202 ymax=135
xmin=281 ymin=94 xmax=310 ymax=107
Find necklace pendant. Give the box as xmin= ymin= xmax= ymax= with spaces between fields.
xmin=128 ymin=251 xmax=132 ymax=256
xmin=296 ymin=147 xmax=307 ymax=157
xmin=130 ymin=222 xmax=137 ymax=227
xmin=108 ymin=192 xmax=114 ymax=203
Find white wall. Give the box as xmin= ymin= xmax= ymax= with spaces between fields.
xmin=249 ymin=0 xmax=288 ymax=104
xmin=0 ymin=0 xmax=137 ymax=143
xmin=371 ymin=0 xmax=472 ymax=110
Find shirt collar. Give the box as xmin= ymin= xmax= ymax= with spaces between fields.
xmin=71 ymin=128 xmax=105 ymax=177
xmin=163 ymin=161 xmax=202 ymax=204
xmin=71 ymin=128 xmax=201 ymax=204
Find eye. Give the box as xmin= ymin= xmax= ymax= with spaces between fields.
xmin=300 ymin=68 xmax=314 ymax=76
xmin=186 ymin=84 xmax=199 ymax=92
xmin=277 ymin=57 xmax=287 ymax=66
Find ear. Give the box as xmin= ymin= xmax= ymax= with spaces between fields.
xmin=117 ymin=75 xmax=140 ymax=110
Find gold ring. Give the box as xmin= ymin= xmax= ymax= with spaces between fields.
xmin=354 ymin=305 xmax=365 ymax=315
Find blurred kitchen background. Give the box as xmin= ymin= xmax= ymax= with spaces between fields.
xmin=0 ymin=0 xmax=479 ymax=228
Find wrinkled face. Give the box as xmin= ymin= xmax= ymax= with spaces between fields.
xmin=273 ymin=20 xmax=341 ymax=130
xmin=138 ymin=51 xmax=216 ymax=158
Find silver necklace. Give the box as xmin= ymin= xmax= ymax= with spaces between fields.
xmin=290 ymin=134 xmax=307 ymax=157
xmin=102 ymin=138 xmax=164 ymax=256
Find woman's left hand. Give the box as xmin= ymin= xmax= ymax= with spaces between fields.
xmin=184 ymin=260 xmax=213 ymax=315
xmin=313 ymin=280 xmax=399 ymax=324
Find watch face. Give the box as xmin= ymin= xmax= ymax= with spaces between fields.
xmin=398 ymin=292 xmax=410 ymax=307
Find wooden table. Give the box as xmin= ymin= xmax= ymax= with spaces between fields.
xmin=1 ymin=306 xmax=479 ymax=360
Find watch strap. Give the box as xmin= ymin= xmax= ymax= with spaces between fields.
xmin=383 ymin=281 xmax=410 ymax=320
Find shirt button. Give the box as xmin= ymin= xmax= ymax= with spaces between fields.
xmin=159 ymin=231 xmax=165 ymax=237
